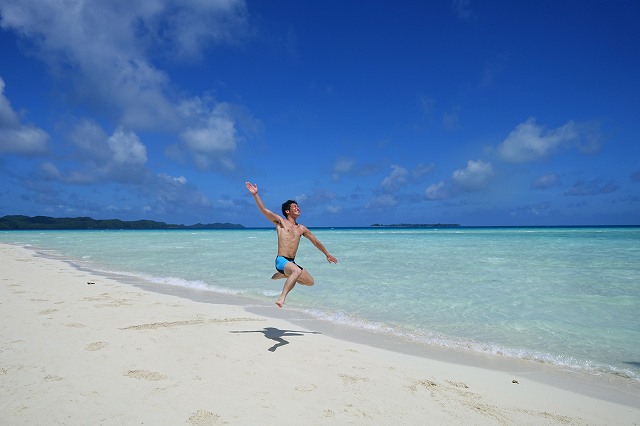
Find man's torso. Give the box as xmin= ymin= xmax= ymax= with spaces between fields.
xmin=276 ymin=220 xmax=305 ymax=258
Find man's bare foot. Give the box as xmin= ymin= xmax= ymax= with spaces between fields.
xmin=275 ymin=298 xmax=285 ymax=308
xmin=271 ymin=272 xmax=286 ymax=280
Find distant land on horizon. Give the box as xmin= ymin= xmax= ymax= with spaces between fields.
xmin=371 ymin=223 xmax=461 ymax=228
xmin=0 ymin=215 xmax=244 ymax=230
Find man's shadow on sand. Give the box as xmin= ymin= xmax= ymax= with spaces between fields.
xmin=230 ymin=327 xmax=321 ymax=352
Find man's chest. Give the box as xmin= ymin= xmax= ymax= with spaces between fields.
xmin=278 ymin=224 xmax=303 ymax=239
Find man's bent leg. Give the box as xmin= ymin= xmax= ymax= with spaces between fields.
xmin=296 ymin=269 xmax=314 ymax=286
xmin=271 ymin=272 xmax=286 ymax=280
xmin=272 ymin=270 xmax=312 ymax=283
xmin=276 ymin=263 xmax=302 ymax=308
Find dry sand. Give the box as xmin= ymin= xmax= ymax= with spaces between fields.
xmin=1 ymin=243 xmax=639 ymax=425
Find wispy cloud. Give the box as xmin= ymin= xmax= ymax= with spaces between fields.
xmin=452 ymin=159 xmax=494 ymax=192
xmin=425 ymin=159 xmax=493 ymax=200
xmin=380 ymin=165 xmax=408 ymax=192
xmin=0 ymin=0 xmax=250 ymax=154
xmin=0 ymin=0 xmax=251 ymax=218
xmin=332 ymin=157 xmax=355 ymax=181
xmin=452 ymin=0 xmax=472 ymax=20
xmin=0 ymin=78 xmax=48 ymax=155
xmin=531 ymin=173 xmax=560 ymax=190
xmin=497 ymin=117 xmax=601 ymax=163
xmin=565 ymin=178 xmax=619 ymax=196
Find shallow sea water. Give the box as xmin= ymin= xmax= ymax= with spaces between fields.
xmin=3 ymin=226 xmax=639 ymax=381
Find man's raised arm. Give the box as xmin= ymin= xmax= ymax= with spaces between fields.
xmin=245 ymin=182 xmax=281 ymax=225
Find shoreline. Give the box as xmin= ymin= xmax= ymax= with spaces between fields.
xmin=50 ymin=242 xmax=640 ymax=404
xmin=2 ymin=243 xmax=639 ymax=424
xmin=115 ymin=271 xmax=640 ymax=408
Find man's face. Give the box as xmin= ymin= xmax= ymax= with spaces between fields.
xmin=288 ymin=203 xmax=300 ymax=218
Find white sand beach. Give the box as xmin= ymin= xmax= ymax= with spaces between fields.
xmin=1 ymin=243 xmax=639 ymax=425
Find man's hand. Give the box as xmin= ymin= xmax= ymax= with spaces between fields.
xmin=246 ymin=181 xmax=280 ymax=224
xmin=326 ymin=254 xmax=338 ymax=264
xmin=245 ymin=182 xmax=258 ymax=195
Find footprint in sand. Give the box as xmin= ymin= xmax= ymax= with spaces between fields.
xmin=295 ymin=384 xmax=317 ymax=392
xmin=124 ymin=369 xmax=167 ymax=381
xmin=85 ymin=341 xmax=108 ymax=351
xmin=65 ymin=323 xmax=87 ymax=328
xmin=339 ymin=374 xmax=369 ymax=385
xmin=38 ymin=308 xmax=58 ymax=315
xmin=406 ymin=379 xmax=437 ymax=393
xmin=323 ymin=409 xmax=335 ymax=417
xmin=446 ymin=380 xmax=469 ymax=389
xmin=187 ymin=410 xmax=225 ymax=425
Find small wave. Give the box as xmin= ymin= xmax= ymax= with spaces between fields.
xmin=301 ymin=307 xmax=640 ymax=382
xmin=84 ymin=264 xmax=248 ymax=297
xmin=303 ymin=308 xmax=396 ymax=333
xmin=141 ymin=273 xmax=248 ymax=296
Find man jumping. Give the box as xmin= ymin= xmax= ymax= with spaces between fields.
xmin=245 ymin=182 xmax=338 ymax=307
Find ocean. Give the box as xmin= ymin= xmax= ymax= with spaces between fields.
xmin=2 ymin=226 xmax=639 ymax=382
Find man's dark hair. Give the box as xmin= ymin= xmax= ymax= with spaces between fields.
xmin=281 ymin=200 xmax=297 ymax=217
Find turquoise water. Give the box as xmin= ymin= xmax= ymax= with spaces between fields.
xmin=2 ymin=227 xmax=639 ymax=381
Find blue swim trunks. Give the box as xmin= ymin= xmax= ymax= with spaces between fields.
xmin=275 ymin=256 xmax=303 ymax=274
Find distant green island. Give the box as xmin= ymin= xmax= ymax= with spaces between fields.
xmin=371 ymin=223 xmax=460 ymax=228
xmin=0 ymin=215 xmax=244 ymax=230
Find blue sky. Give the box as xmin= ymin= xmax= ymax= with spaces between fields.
xmin=1 ymin=0 xmax=638 ymax=227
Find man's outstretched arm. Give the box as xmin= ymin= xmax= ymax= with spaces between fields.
xmin=245 ymin=182 xmax=281 ymax=225
xmin=303 ymin=228 xmax=338 ymax=264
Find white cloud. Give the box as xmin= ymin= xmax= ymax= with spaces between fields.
xmin=0 ymin=77 xmax=48 ymax=155
xmin=143 ymin=173 xmax=212 ymax=214
xmin=366 ymin=194 xmax=398 ymax=208
xmin=0 ymin=77 xmax=19 ymax=127
xmin=40 ymin=161 xmax=95 ymax=184
xmin=69 ymin=119 xmax=110 ymax=162
xmin=179 ymin=102 xmax=239 ymax=171
xmin=0 ymin=126 xmax=49 ymax=155
xmin=412 ymin=162 xmax=435 ymax=179
xmin=377 ymin=163 xmax=436 ymax=196
xmin=157 ymin=173 xmax=188 ymax=186
xmin=294 ymin=193 xmax=308 ymax=203
xmin=425 ymin=181 xmax=448 ymax=200
xmin=452 ymin=159 xmax=494 ymax=192
xmin=43 ymin=123 xmax=148 ymax=184
xmin=39 ymin=162 xmax=61 ymax=180
xmin=565 ymin=178 xmax=619 ymax=196
xmin=531 ymin=173 xmax=560 ymax=190
xmin=107 ymin=128 xmax=147 ymax=166
xmin=159 ymin=1 xmax=249 ymax=58
xmin=99 ymin=128 xmax=149 ymax=183
xmin=0 ymin=0 xmax=248 ymax=130
xmin=425 ymin=160 xmax=492 ymax=201
xmin=380 ymin=165 xmax=408 ymax=192
xmin=497 ymin=117 xmax=580 ymax=163
xmin=332 ymin=157 xmax=354 ymax=181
